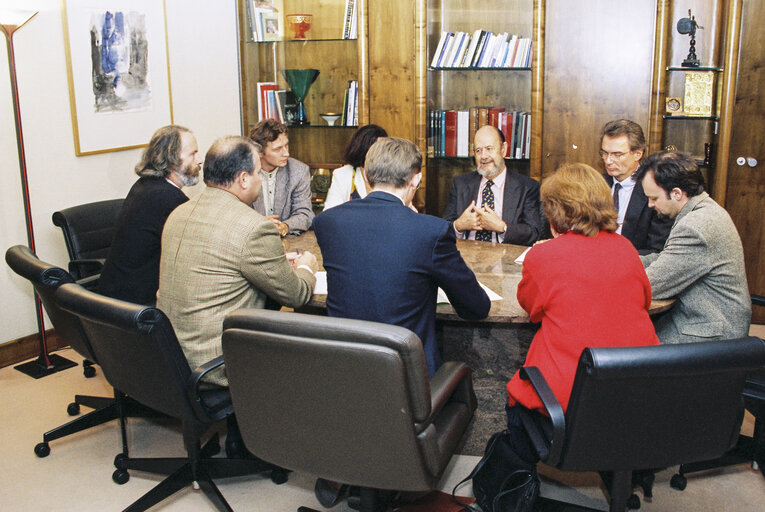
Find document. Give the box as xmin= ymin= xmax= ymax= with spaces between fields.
xmin=514 ymin=247 xmax=531 ymax=264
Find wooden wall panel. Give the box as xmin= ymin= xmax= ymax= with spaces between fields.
xmin=725 ymin=0 xmax=765 ymax=322
xmin=542 ymin=0 xmax=656 ymax=177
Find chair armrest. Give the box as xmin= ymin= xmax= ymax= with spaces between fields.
xmin=520 ymin=366 xmax=565 ymax=465
xmin=187 ymin=355 xmax=226 ymax=416
xmin=68 ymin=258 xmax=105 ymax=279
xmin=752 ymin=294 xmax=765 ymax=308
xmin=76 ymin=274 xmax=100 ymax=290
xmin=415 ymin=361 xmax=474 ymax=432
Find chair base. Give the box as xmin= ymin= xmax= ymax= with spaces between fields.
xmin=114 ymin=435 xmax=286 ymax=512
xmin=536 ymin=470 xmax=634 ymax=512
xmin=15 ymin=353 xmax=77 ymax=379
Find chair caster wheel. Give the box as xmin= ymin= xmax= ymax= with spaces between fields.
xmin=67 ymin=402 xmax=80 ymax=416
xmin=83 ymin=365 xmax=96 ymax=378
xmin=271 ymin=469 xmax=289 ymax=484
xmin=114 ymin=453 xmax=128 ymax=468
xmin=627 ymin=493 xmax=641 ymax=509
xmin=112 ymin=469 xmax=130 ymax=484
xmin=34 ymin=442 xmax=50 ymax=458
xmin=670 ymin=473 xmax=687 ymax=490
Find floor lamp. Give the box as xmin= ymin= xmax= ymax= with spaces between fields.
xmin=2 ymin=10 xmax=76 ymax=378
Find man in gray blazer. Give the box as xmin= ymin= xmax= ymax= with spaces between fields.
xmin=249 ymin=119 xmax=314 ymax=236
xmin=636 ymin=151 xmax=750 ymax=344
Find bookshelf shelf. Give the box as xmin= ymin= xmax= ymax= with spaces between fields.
xmin=666 ymin=66 xmax=723 ymax=72
xmin=663 ymin=115 xmax=720 ymax=121
xmin=428 ymin=66 xmax=531 ymax=71
xmin=238 ymin=0 xmax=366 ymax=168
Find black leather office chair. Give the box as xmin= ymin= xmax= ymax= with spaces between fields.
xmin=517 ymin=337 xmax=765 ymax=512
xmin=221 ymin=309 xmax=477 ymax=512
xmin=56 ymin=282 xmax=285 ymax=512
xmin=5 ymin=245 xmax=158 ymax=458
xmin=669 ymin=294 xmax=765 ymax=490
xmin=52 ymin=198 xmax=124 ymax=282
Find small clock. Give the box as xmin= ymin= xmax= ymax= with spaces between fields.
xmin=666 ymin=97 xmax=682 ymax=114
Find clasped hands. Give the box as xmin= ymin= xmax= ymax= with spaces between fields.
xmin=454 ymin=201 xmax=506 ymax=233
xmin=266 ymin=215 xmax=290 ymax=237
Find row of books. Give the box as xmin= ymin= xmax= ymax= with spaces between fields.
xmin=245 ymin=0 xmax=281 ymax=42
xmin=430 ymin=30 xmax=532 ymax=69
xmin=342 ymin=0 xmax=358 ymax=39
xmin=428 ymin=107 xmax=531 ymax=159
xmin=256 ymin=82 xmax=299 ymax=125
xmin=341 ymin=80 xmax=359 ymax=126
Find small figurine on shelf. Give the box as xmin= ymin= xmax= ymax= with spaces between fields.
xmin=677 ymin=9 xmax=703 ymax=68
xmin=703 ymin=143 xmax=714 ymax=166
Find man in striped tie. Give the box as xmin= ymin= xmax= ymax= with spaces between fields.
xmin=443 ymin=125 xmax=542 ymax=245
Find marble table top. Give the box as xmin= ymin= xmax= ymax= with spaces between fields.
xmin=284 ymin=231 xmax=674 ymax=324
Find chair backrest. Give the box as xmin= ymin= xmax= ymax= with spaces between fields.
xmin=52 ymin=199 xmax=124 ymax=279
xmin=5 ymin=245 xmax=97 ymax=362
xmin=221 ymin=309 xmax=437 ymax=491
xmin=558 ymin=337 xmax=765 ymax=472
xmin=55 ymin=282 xmax=201 ymax=422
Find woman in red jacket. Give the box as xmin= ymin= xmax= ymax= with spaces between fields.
xmin=505 ymin=163 xmax=659 ymax=462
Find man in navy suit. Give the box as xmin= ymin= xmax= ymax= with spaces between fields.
xmin=313 ymin=137 xmax=491 ymax=377
xmin=443 ymin=125 xmax=543 ymax=245
xmin=600 ymin=119 xmax=672 ymax=254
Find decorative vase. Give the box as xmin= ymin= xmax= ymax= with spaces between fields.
xmin=282 ymin=69 xmax=320 ymax=126
xmin=286 ymin=14 xmax=312 ymax=39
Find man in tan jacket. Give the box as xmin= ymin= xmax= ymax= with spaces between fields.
xmin=158 ymin=136 xmax=317 ymax=386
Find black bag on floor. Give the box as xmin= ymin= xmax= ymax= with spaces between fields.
xmin=452 ymin=430 xmax=540 ymax=512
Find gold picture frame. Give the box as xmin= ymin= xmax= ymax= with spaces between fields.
xmin=63 ymin=0 xmax=173 ymax=155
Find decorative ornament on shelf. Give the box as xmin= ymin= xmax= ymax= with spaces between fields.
xmin=320 ymin=112 xmax=341 ymax=126
xmin=665 ymin=97 xmax=682 ymax=115
xmin=665 ymin=144 xmax=678 ymax=151
xmin=286 ymin=13 xmax=312 ymax=39
xmin=282 ymin=69 xmax=319 ymax=125
xmin=311 ymin=168 xmax=332 ymax=195
xmin=677 ymin=9 xmax=703 ymax=68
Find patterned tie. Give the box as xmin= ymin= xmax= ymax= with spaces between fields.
xmin=613 ymin=182 xmax=621 ymax=212
xmin=475 ymin=180 xmax=495 ymax=242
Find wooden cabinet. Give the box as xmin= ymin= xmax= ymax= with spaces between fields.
xmin=422 ymin=0 xmax=543 ymax=216
xmin=237 ymin=0 xmax=368 ymax=168
xmin=648 ymin=0 xmax=741 ymax=202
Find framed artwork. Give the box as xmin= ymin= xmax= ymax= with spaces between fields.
xmin=63 ymin=0 xmax=172 ymax=155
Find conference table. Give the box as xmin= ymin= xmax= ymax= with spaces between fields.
xmin=283 ymin=231 xmax=674 ymax=452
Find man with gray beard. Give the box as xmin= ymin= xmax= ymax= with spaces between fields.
xmin=98 ymin=125 xmax=202 ymax=305
xmin=443 ymin=125 xmax=542 ymax=245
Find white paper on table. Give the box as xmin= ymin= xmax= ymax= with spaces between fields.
xmin=437 ymin=282 xmax=502 ymax=304
xmin=514 ymin=247 xmax=531 ymax=264
xmin=313 ymin=271 xmax=328 ymax=295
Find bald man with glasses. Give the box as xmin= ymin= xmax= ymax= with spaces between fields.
xmin=600 ymin=119 xmax=672 ymax=255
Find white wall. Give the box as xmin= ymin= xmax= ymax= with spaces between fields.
xmin=0 ymin=0 xmax=242 ymax=344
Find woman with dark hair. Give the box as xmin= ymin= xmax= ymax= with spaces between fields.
xmin=504 ymin=163 xmax=659 ymax=462
xmin=323 ymin=124 xmax=387 ymax=210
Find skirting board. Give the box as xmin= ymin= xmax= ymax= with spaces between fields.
xmin=0 ymin=330 xmax=68 ymax=369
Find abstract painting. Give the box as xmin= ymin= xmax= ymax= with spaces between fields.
xmin=64 ymin=0 xmax=172 ymax=155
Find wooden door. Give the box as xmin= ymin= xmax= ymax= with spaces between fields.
xmin=725 ymin=0 xmax=765 ymax=322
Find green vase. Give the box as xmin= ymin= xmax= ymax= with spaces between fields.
xmin=282 ymin=69 xmax=320 ymax=125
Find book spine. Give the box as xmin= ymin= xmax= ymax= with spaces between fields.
xmin=457 ymin=110 xmax=470 ymax=157
xmin=444 ymin=110 xmax=458 ymax=157
xmin=468 ymin=107 xmax=478 ymax=156
xmin=431 ymin=31 xmax=448 ymax=68
xmin=470 ymin=31 xmax=487 ymax=67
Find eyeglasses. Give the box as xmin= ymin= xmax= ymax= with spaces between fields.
xmin=599 ymin=150 xmax=630 ymax=161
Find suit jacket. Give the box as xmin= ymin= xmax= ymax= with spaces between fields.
xmin=252 ymin=157 xmax=314 ymax=234
xmin=641 ymin=192 xmax=751 ymax=345
xmin=442 ymin=169 xmax=543 ymax=245
xmin=158 ymin=187 xmax=315 ymax=386
xmin=508 ymin=231 xmax=659 ymax=413
xmin=604 ymin=174 xmax=672 ymax=254
xmin=313 ymin=191 xmax=491 ymax=377
xmin=98 ymin=176 xmax=188 ymax=305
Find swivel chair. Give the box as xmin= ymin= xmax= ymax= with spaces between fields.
xmin=5 ymin=245 xmax=157 ymax=458
xmin=221 ymin=309 xmax=477 ymax=512
xmin=56 ymin=282 xmax=286 ymax=512
xmin=669 ymin=294 xmax=765 ymax=490
xmin=52 ymin=198 xmax=124 ymax=282
xmin=517 ymin=337 xmax=765 ymax=512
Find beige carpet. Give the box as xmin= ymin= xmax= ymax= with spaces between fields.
xmin=1 ymin=338 xmax=764 ymax=511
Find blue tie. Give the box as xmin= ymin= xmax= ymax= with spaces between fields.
xmin=475 ymin=180 xmax=495 ymax=242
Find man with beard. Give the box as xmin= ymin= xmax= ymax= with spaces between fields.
xmin=600 ymin=119 xmax=672 ymax=254
xmin=443 ymin=125 xmax=542 ymax=245
xmin=98 ymin=125 xmax=202 ymax=305
xmin=637 ymin=151 xmax=750 ymax=344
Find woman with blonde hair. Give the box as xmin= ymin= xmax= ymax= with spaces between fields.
xmin=504 ymin=163 xmax=659 ymax=462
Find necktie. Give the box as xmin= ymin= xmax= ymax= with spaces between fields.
xmin=613 ymin=182 xmax=621 ymax=212
xmin=475 ymin=180 xmax=495 ymax=242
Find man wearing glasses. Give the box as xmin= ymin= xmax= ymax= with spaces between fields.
xmin=600 ymin=119 xmax=672 ymax=254
xmin=443 ymin=125 xmax=543 ymax=245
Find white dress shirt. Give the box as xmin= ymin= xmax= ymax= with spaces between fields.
xmin=611 ymin=174 xmax=636 ymax=235
xmin=462 ymin=169 xmax=507 ymax=243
